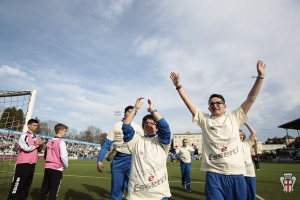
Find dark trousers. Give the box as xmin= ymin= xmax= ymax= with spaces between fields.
xmin=7 ymin=163 xmax=36 ymax=200
xmin=38 ymin=168 xmax=63 ymax=200
xmin=254 ymin=160 xmax=259 ymax=169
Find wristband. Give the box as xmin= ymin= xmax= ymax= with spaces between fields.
xmin=252 ymin=76 xmax=264 ymax=79
xmin=151 ymin=109 xmax=157 ymax=115
xmin=176 ymin=85 xmax=182 ymax=90
xmin=133 ymin=108 xmax=138 ymax=112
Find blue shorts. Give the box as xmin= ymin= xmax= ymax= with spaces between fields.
xmin=205 ymin=171 xmax=247 ymax=200
xmin=245 ymin=176 xmax=256 ymax=200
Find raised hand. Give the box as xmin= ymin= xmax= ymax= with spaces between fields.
xmin=134 ymin=97 xmax=144 ymax=110
xmin=147 ymin=99 xmax=154 ymax=113
xmin=170 ymin=72 xmax=181 ymax=87
xmin=257 ymin=60 xmax=266 ymax=77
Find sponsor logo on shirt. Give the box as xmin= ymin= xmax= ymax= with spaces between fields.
xmin=148 ymin=174 xmax=154 ymax=181
xmin=221 ymin=146 xmax=227 ymax=152
xmin=209 ymin=136 xmax=237 ymax=149
xmin=209 ymin=146 xmax=239 ymax=160
xmin=138 ymin=162 xmax=166 ymax=177
xmin=134 ymin=173 xmax=167 ymax=192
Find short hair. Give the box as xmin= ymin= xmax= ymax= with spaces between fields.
xmin=124 ymin=105 xmax=134 ymax=113
xmin=182 ymin=139 xmax=187 ymax=142
xmin=208 ymin=94 xmax=225 ymax=104
xmin=239 ymin=130 xmax=246 ymax=141
xmin=27 ymin=119 xmax=39 ymax=125
xmin=54 ymin=123 xmax=68 ymax=134
xmin=124 ymin=105 xmax=137 ymax=117
xmin=142 ymin=114 xmax=159 ymax=128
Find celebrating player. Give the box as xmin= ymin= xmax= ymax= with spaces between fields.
xmin=173 ymin=139 xmax=198 ymax=193
xmin=97 ymin=106 xmax=143 ymax=200
xmin=122 ymin=97 xmax=172 ymax=200
xmin=170 ymin=60 xmax=266 ymax=199
xmin=240 ymin=122 xmax=257 ymax=200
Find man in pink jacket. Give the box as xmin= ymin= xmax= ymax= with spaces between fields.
xmin=8 ymin=119 xmax=44 ymax=200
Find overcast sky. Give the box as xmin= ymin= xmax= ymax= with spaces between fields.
xmin=1 ymin=0 xmax=299 ymax=143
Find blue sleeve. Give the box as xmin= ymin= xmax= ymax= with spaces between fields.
xmin=157 ymin=118 xmax=171 ymax=145
xmin=171 ymin=148 xmax=176 ymax=154
xmin=97 ymin=138 xmax=113 ymax=162
xmin=194 ymin=149 xmax=198 ymax=155
xmin=122 ymin=123 xmax=135 ymax=142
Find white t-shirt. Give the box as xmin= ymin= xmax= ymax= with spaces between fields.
xmin=107 ymin=121 xmax=143 ymax=154
xmin=192 ymin=107 xmax=248 ymax=175
xmin=241 ymin=138 xmax=256 ymax=177
xmin=126 ymin=134 xmax=171 ymax=200
xmin=175 ymin=146 xmax=195 ymax=163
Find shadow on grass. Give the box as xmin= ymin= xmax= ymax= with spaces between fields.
xmin=170 ymin=185 xmax=205 ymax=200
xmin=30 ymin=187 xmax=40 ymax=200
xmin=64 ymin=189 xmax=94 ymax=200
xmin=82 ymin=183 xmax=111 ymax=199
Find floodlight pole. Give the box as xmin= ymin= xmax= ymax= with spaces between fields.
xmin=114 ymin=111 xmax=121 ymax=123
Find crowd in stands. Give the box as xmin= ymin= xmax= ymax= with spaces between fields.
xmin=0 ymin=132 xmax=19 ymax=155
xmin=259 ymin=149 xmax=300 ymax=161
xmin=66 ymin=142 xmax=100 ymax=157
xmin=0 ymin=132 xmax=100 ymax=157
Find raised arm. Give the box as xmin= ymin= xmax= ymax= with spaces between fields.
xmin=147 ymin=99 xmax=162 ymax=122
xmin=124 ymin=97 xmax=144 ymax=124
xmin=148 ymin=99 xmax=171 ymax=145
xmin=254 ymin=137 xmax=258 ymax=153
xmin=170 ymin=72 xmax=197 ymax=116
xmin=244 ymin=122 xmax=256 ymax=143
xmin=241 ymin=60 xmax=266 ymax=115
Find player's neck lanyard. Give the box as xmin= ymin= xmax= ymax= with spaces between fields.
xmin=27 ymin=131 xmax=36 ymax=139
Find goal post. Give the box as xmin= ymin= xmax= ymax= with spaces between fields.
xmin=0 ymin=90 xmax=37 ymax=132
xmin=22 ymin=90 xmax=37 ymax=132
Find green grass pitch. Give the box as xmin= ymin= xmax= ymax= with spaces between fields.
xmin=1 ymin=159 xmax=299 ymax=199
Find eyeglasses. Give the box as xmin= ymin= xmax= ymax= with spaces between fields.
xmin=143 ymin=121 xmax=156 ymax=126
xmin=208 ymin=101 xmax=224 ymax=106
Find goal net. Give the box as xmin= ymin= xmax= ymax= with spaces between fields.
xmin=0 ymin=90 xmax=37 ymax=199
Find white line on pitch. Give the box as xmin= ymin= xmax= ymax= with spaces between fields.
xmin=255 ymin=194 xmax=265 ymax=200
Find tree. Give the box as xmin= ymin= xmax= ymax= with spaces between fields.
xmin=35 ymin=119 xmax=58 ymax=136
xmin=0 ymin=107 xmax=24 ymax=131
xmin=99 ymin=133 xmax=108 ymax=145
xmin=65 ymin=128 xmax=78 ymax=140
xmin=78 ymin=126 xmax=102 ymax=143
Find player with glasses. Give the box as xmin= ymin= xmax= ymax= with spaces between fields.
xmin=143 ymin=121 xmax=156 ymax=126
xmin=122 ymin=97 xmax=172 ymax=199
xmin=208 ymin=101 xmax=224 ymax=106
xmin=170 ymin=60 xmax=266 ymax=200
